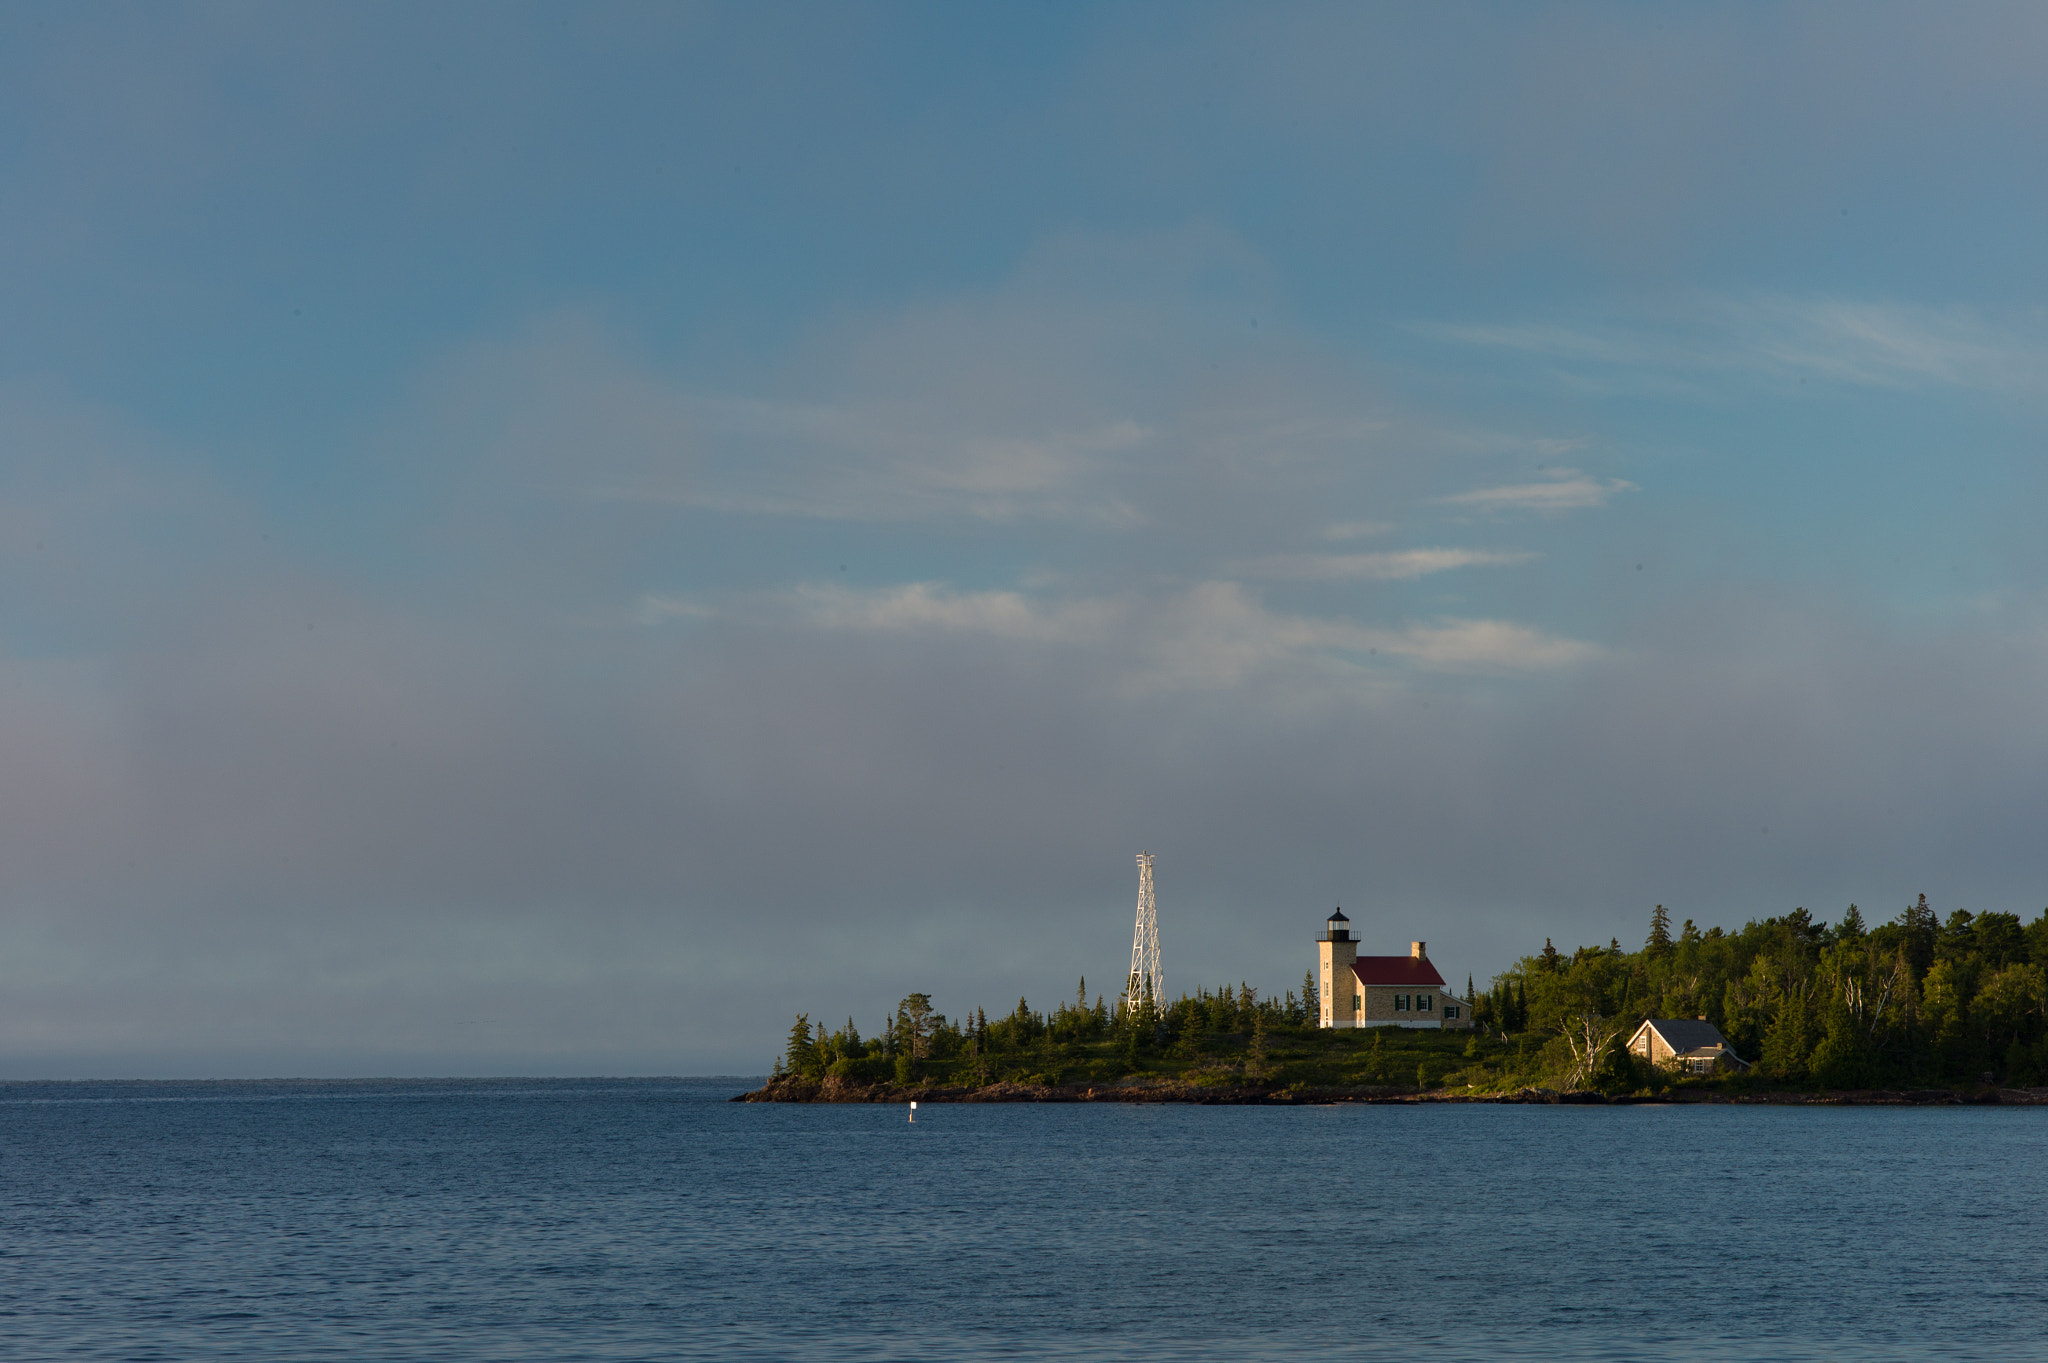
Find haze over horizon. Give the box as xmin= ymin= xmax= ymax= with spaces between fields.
xmin=4 ymin=3 xmax=2047 ymax=1077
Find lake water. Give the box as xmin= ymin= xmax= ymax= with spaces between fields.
xmin=1 ymin=1078 xmax=2041 ymax=1361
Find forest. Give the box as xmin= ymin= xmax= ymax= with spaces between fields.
xmin=1486 ymin=897 xmax=2048 ymax=1089
xmin=774 ymin=896 xmax=2048 ymax=1095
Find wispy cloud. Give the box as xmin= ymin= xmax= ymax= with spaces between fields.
xmin=740 ymin=578 xmax=1598 ymax=685
xmin=1438 ymin=470 xmax=1635 ymax=516
xmin=1381 ymin=617 xmax=1600 ymax=670
xmin=1418 ymin=295 xmax=2048 ymax=395
xmin=1731 ymin=298 xmax=2036 ymax=391
xmin=584 ymin=395 xmax=1153 ymax=526
xmin=1239 ymin=547 xmax=1535 ymax=580
xmin=791 ymin=581 xmax=1120 ymax=643
xmin=632 ymin=595 xmax=715 ymax=625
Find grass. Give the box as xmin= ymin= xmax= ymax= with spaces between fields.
xmin=877 ymin=1025 xmax=1548 ymax=1093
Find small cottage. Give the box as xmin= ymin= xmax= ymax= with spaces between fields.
xmin=1627 ymin=1018 xmax=1750 ymax=1073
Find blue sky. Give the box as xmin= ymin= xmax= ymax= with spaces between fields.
xmin=3 ymin=3 xmax=2047 ymax=1074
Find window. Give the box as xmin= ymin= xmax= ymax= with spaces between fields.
xmin=1394 ymin=994 xmax=1409 ymax=1011
xmin=1352 ymin=994 xmax=1361 ymax=1013
xmin=1419 ymin=994 xmax=1432 ymax=1012
xmin=1444 ymin=1005 xmax=1458 ymax=1019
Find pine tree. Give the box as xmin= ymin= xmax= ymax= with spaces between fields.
xmin=1303 ymin=969 xmax=1320 ymax=1022
xmin=897 ymin=994 xmax=935 ymax=1061
xmin=1541 ymin=939 xmax=1562 ymax=972
xmin=1647 ymin=904 xmax=1673 ymax=957
xmin=1515 ymin=977 xmax=1529 ymax=1031
xmin=1838 ymin=904 xmax=1866 ymax=942
xmin=1901 ymin=894 xmax=1938 ymax=975
xmin=785 ymin=1015 xmax=818 ymax=1079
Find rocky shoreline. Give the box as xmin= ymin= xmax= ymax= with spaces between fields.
xmin=734 ymin=1075 xmax=2048 ymax=1106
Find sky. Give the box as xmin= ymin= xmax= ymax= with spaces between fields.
xmin=3 ymin=2 xmax=2047 ymax=1077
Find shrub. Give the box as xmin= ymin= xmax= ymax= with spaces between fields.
xmin=828 ymin=1056 xmax=884 ymax=1083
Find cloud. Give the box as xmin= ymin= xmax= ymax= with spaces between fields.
xmin=1729 ymin=297 xmax=2043 ymax=392
xmin=791 ymin=581 xmax=1119 ymax=643
xmin=1381 ymin=617 xmax=1601 ymax=670
xmin=1239 ymin=548 xmax=1536 ymax=581
xmin=1419 ymin=296 xmax=2048 ymax=396
xmin=759 ymin=578 xmax=1597 ymax=688
xmin=633 ymin=595 xmax=715 ymax=625
xmin=590 ymin=395 xmax=1154 ymax=526
xmin=405 ymin=228 xmax=1304 ymax=531
xmin=1438 ymin=471 xmax=1635 ymax=516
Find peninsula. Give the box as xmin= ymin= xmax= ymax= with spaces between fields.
xmin=739 ymin=897 xmax=2048 ymax=1105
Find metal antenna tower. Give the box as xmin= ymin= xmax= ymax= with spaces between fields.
xmin=1126 ymin=852 xmax=1162 ymax=1018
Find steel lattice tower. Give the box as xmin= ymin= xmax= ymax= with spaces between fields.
xmin=1126 ymin=852 xmax=1161 ymax=1018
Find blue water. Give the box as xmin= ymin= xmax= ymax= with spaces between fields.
xmin=0 ymin=1079 xmax=2042 ymax=1361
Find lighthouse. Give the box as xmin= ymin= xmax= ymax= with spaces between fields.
xmin=1316 ymin=909 xmax=1358 ymax=1027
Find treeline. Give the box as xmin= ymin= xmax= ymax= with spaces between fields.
xmin=1485 ymin=897 xmax=2048 ymax=1088
xmin=776 ymin=894 xmax=2048 ymax=1092
xmin=778 ymin=976 xmax=1316 ymax=1085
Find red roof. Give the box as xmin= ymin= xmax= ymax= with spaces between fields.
xmin=1350 ymin=957 xmax=1446 ymax=988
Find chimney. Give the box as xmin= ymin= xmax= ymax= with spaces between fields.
xmin=1411 ymin=941 xmax=1426 ymax=959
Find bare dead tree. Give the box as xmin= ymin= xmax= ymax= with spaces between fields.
xmin=1559 ymin=1012 xmax=1626 ymax=1089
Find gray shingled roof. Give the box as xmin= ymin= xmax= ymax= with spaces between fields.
xmin=1642 ymin=1018 xmax=1730 ymax=1052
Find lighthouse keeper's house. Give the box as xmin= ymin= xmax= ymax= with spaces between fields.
xmin=1315 ymin=910 xmax=1472 ymax=1029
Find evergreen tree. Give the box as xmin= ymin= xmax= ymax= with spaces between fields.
xmin=897 ymin=993 xmax=935 ymax=1061
xmin=1808 ymin=986 xmax=1876 ymax=1089
xmin=1760 ymin=983 xmax=1816 ymax=1082
xmin=1901 ymin=894 xmax=1938 ymax=975
xmin=1303 ymin=970 xmax=1319 ymax=1023
xmin=1541 ymin=939 xmax=1562 ymax=972
xmin=785 ymin=1015 xmax=819 ymax=1079
xmin=1838 ymin=904 xmax=1866 ymax=942
xmin=1647 ymin=904 xmax=1673 ymax=957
